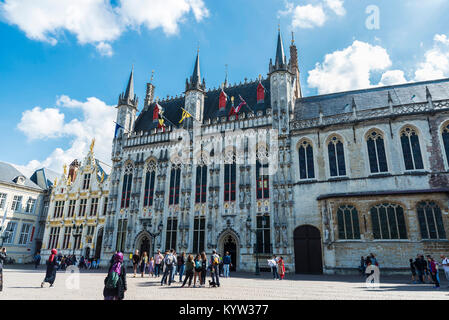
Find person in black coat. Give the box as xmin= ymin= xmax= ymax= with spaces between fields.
xmin=103 ymin=252 xmax=127 ymax=300
xmin=0 ymin=248 xmax=7 ymax=292
xmin=41 ymin=249 xmax=59 ymax=288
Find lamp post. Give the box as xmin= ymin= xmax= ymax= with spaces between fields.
xmin=246 ymin=216 xmax=260 ymax=276
xmin=72 ymin=229 xmax=82 ymax=256
xmin=147 ymin=220 xmax=164 ymax=257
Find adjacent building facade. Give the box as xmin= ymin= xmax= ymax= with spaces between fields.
xmin=101 ymin=30 xmax=449 ymax=274
xmin=41 ymin=142 xmax=109 ymax=261
xmin=0 ymin=162 xmax=45 ymax=262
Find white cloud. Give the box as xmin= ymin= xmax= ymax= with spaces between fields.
xmin=96 ymin=41 xmax=113 ymax=57
xmin=17 ymin=107 xmax=66 ymax=140
xmin=17 ymin=95 xmax=115 ymax=175
xmin=291 ymin=4 xmax=326 ymax=29
xmin=308 ymin=40 xmax=392 ymax=94
xmin=119 ymin=0 xmax=209 ymax=35
xmin=414 ymin=34 xmax=449 ymax=81
xmin=0 ymin=0 xmax=209 ymax=56
xmin=325 ymin=0 xmax=345 ymax=16
xmin=379 ymin=70 xmax=408 ymax=86
xmin=279 ymin=0 xmax=345 ymax=30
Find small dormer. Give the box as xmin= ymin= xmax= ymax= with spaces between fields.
xmin=13 ymin=175 xmax=26 ymax=185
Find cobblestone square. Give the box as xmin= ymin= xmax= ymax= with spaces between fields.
xmin=1 ymin=266 xmax=448 ymax=300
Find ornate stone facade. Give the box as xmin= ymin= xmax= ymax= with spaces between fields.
xmin=41 ymin=141 xmax=109 ymax=261
xmin=102 ymin=30 xmax=449 ymax=274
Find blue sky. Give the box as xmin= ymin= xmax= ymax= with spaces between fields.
xmin=0 ymin=0 xmax=448 ymax=176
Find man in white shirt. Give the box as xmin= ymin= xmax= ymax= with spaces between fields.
xmin=440 ymin=255 xmax=449 ymax=287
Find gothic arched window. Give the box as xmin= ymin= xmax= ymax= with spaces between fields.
xmin=298 ymin=140 xmax=315 ymax=179
xmin=337 ymin=205 xmax=361 ymax=240
xmin=400 ymin=126 xmax=424 ymax=170
xmin=169 ymin=163 xmax=181 ymax=206
xmin=441 ymin=122 xmax=449 ymax=166
xmin=370 ymin=203 xmax=407 ymax=239
xmin=120 ymin=163 xmax=133 ymax=209
xmin=256 ymin=146 xmax=269 ymax=199
xmin=416 ymin=201 xmax=446 ymax=240
xmin=195 ymin=154 xmax=208 ymax=204
xmin=328 ymin=135 xmax=346 ymax=177
xmin=224 ymin=150 xmax=236 ymax=202
xmin=143 ymin=160 xmax=157 ymax=207
xmin=366 ymin=130 xmax=388 ymax=173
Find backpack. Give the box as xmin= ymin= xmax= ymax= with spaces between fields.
xmin=105 ymin=270 xmax=120 ymax=289
xmin=165 ymin=255 xmax=174 ymax=266
xmin=213 ymin=256 xmax=219 ymax=266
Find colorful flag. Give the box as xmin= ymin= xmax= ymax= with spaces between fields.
xmin=114 ymin=122 xmax=124 ymax=138
xmin=179 ymin=107 xmax=192 ymax=123
xmin=235 ymin=95 xmax=247 ymax=113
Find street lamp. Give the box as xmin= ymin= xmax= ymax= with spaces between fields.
xmin=246 ymin=216 xmax=260 ymax=276
xmin=71 ymin=229 xmax=82 ymax=255
xmin=146 ymin=220 xmax=164 ymax=257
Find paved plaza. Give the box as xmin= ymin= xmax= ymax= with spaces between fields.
xmin=1 ymin=265 xmax=448 ymax=300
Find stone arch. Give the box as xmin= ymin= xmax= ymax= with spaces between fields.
xmin=134 ymin=230 xmax=152 ymax=256
xmin=217 ymin=227 xmax=240 ymax=271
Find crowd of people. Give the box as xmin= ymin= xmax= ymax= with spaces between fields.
xmin=101 ymin=248 xmax=235 ymax=299
xmin=409 ymin=254 xmax=449 ymax=289
xmin=127 ymin=249 xmax=233 ymax=286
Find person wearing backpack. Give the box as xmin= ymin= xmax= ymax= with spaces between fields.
xmin=103 ymin=252 xmax=127 ymax=300
xmin=161 ymin=249 xmax=176 ymax=286
xmin=193 ymin=254 xmax=202 ymax=288
xmin=210 ymin=250 xmax=221 ymax=287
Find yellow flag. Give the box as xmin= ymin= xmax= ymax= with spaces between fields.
xmin=179 ymin=108 xmax=192 ymax=123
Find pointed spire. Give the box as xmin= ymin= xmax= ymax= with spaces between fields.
xmin=119 ymin=66 xmax=138 ymax=108
xmin=192 ymin=50 xmax=201 ymax=85
xmin=124 ymin=66 xmax=134 ymax=101
xmin=186 ymin=48 xmax=205 ymax=92
xmin=275 ymin=29 xmax=286 ymax=67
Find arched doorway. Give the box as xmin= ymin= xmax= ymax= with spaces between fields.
xmin=218 ymin=230 xmax=239 ymax=271
xmin=135 ymin=232 xmax=151 ymax=257
xmin=85 ymin=247 xmax=91 ymax=259
xmin=94 ymin=228 xmax=103 ymax=259
xmin=140 ymin=237 xmax=150 ymax=256
xmin=294 ymin=225 xmax=323 ymax=274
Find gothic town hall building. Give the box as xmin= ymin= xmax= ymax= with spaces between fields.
xmin=102 ymin=31 xmax=449 ymax=274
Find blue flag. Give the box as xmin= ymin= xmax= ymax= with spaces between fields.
xmin=114 ymin=123 xmax=124 ymax=138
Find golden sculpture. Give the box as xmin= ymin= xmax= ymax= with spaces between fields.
xmin=90 ymin=138 xmax=95 ymax=153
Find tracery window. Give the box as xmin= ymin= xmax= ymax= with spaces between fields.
xmin=256 ymin=146 xmax=269 ymax=199
xmin=370 ymin=203 xmax=407 ymax=239
xmin=337 ymin=205 xmax=361 ymax=240
xmin=120 ymin=163 xmax=133 ymax=209
xmin=224 ymin=150 xmax=236 ymax=202
xmin=400 ymin=126 xmax=424 ymax=170
xmin=169 ymin=163 xmax=181 ymax=206
xmin=366 ymin=130 xmax=388 ymax=173
xmin=298 ymin=140 xmax=315 ymax=180
xmin=441 ymin=122 xmax=449 ymax=167
xmin=144 ymin=160 xmax=157 ymax=207
xmin=416 ymin=201 xmax=446 ymax=240
xmin=328 ymin=135 xmax=346 ymax=177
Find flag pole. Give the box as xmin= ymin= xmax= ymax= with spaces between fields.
xmin=181 ymin=107 xmax=201 ymax=124
xmin=113 ymin=121 xmax=131 ymax=134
